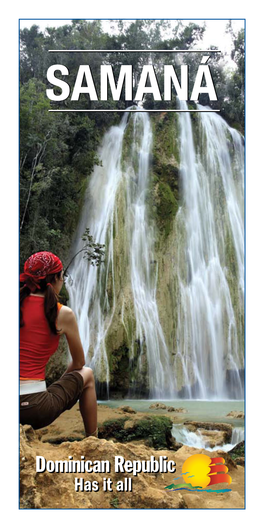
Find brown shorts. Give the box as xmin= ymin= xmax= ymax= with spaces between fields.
xmin=20 ymin=371 xmax=84 ymax=430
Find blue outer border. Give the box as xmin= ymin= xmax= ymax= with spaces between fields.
xmin=18 ymin=17 xmax=246 ymax=511
xmin=244 ymin=16 xmax=246 ymax=511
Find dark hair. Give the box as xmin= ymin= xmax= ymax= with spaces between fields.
xmin=20 ymin=272 xmax=62 ymax=335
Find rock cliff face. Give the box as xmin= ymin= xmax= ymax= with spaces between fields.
xmin=58 ymin=110 xmax=244 ymax=399
xmin=102 ymin=110 xmax=244 ymax=397
xmin=20 ymin=422 xmax=244 ymax=509
xmin=103 ymin=113 xmax=181 ymax=397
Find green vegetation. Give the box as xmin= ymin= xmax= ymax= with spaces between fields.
xmin=19 ymin=76 xmax=111 ymax=268
xmin=110 ymin=497 xmax=120 ymax=508
xmin=100 ymin=415 xmax=174 ymax=449
xmin=228 ymin=441 xmax=245 ymax=461
xmin=149 ymin=113 xmax=180 ymax=237
xmin=63 ymin=227 xmax=105 ymax=278
xmin=224 ymin=25 xmax=245 ymax=131
xmin=108 ymin=344 xmax=130 ymax=391
xmin=20 ymin=20 xmax=244 ymax=270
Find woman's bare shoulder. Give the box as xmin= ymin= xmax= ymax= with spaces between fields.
xmin=57 ymin=305 xmax=76 ymax=331
xmin=58 ymin=305 xmax=75 ymax=319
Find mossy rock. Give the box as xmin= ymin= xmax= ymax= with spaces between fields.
xmin=151 ymin=112 xmax=180 ymax=164
xmin=228 ymin=441 xmax=245 ymax=460
xmin=108 ymin=344 xmax=130 ymax=394
xmin=99 ymin=415 xmax=175 ymax=450
xmin=108 ymin=344 xmax=129 ymax=375
xmin=154 ymin=181 xmax=178 ymax=236
xmin=149 ymin=113 xmax=180 ymax=238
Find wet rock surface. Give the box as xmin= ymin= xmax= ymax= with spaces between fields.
xmin=20 ymin=425 xmax=244 ymax=509
xmin=226 ymin=411 xmax=245 ymax=419
xmin=183 ymin=421 xmax=233 ymax=445
xmin=149 ymin=403 xmax=187 ymax=413
xmin=20 ymin=405 xmax=245 ymax=509
xmin=118 ymin=406 xmax=137 ymax=414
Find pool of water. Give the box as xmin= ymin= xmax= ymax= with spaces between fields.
xmin=98 ymin=399 xmax=244 ymax=427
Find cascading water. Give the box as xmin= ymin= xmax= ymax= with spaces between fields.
xmin=124 ymin=112 xmax=174 ymax=398
xmin=174 ymin=101 xmax=244 ymax=399
xmin=67 ymin=110 xmax=174 ymax=398
xmin=66 ymin=113 xmax=129 ymax=395
xmin=172 ymin=424 xmax=244 ymax=452
xmin=66 ymin=103 xmax=244 ymax=400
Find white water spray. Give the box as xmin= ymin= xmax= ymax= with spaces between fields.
xmin=172 ymin=424 xmax=244 ymax=452
xmin=67 ymin=111 xmax=174 ymax=397
xmin=124 ymin=112 xmax=174 ymax=397
xmin=66 ymin=113 xmax=129 ymax=392
xmin=174 ymin=101 xmax=244 ymax=398
xmin=67 ymin=104 xmax=244 ymax=400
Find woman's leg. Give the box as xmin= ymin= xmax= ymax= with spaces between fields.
xmin=76 ymin=367 xmax=97 ymax=436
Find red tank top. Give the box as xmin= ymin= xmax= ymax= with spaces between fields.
xmin=20 ymin=296 xmax=62 ymax=380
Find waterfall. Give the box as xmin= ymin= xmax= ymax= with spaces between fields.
xmin=66 ymin=112 xmax=129 ymax=394
xmin=172 ymin=424 xmax=244 ymax=452
xmin=66 ymin=104 xmax=244 ymax=400
xmin=67 ymin=110 xmax=174 ymax=398
xmin=174 ymin=101 xmax=244 ymax=399
xmin=124 ymin=112 xmax=174 ymax=398
xmin=231 ymin=427 xmax=244 ymax=446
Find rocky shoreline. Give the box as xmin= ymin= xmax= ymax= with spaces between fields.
xmin=20 ymin=403 xmax=245 ymax=509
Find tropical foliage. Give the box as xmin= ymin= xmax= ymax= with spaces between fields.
xmin=20 ymin=20 xmax=244 ymax=269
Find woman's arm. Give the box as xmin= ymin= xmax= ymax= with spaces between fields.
xmin=57 ymin=306 xmax=85 ymax=372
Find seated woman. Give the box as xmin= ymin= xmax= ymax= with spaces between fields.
xmin=20 ymin=251 xmax=97 ymax=437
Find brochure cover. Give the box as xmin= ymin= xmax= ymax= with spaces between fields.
xmin=19 ymin=18 xmax=245 ymax=509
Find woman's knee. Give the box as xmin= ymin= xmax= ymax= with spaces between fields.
xmin=77 ymin=366 xmax=95 ymax=388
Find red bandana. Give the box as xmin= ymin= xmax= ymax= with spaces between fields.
xmin=20 ymin=251 xmax=63 ymax=292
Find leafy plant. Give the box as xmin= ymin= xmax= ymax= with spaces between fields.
xmin=64 ymin=227 xmax=105 ymax=278
xmin=110 ymin=497 xmax=119 ymax=508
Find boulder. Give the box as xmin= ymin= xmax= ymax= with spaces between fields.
xmin=149 ymin=403 xmax=167 ymax=410
xmin=124 ymin=419 xmax=136 ymax=430
xmin=118 ymin=406 xmax=137 ymax=414
xmin=99 ymin=416 xmax=176 ymax=450
xmin=228 ymin=441 xmax=245 ymax=460
xmin=197 ymin=430 xmax=228 ymax=449
xmin=166 ymin=407 xmax=187 ymax=413
xmin=226 ymin=411 xmax=244 ymax=419
xmin=184 ymin=421 xmax=233 ymax=443
xmin=235 ymin=457 xmax=245 ymax=467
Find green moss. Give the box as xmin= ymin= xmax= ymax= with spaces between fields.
xmin=156 ymin=181 xmax=178 ymax=236
xmin=100 ymin=416 xmax=174 ymax=449
xmin=101 ymin=417 xmax=128 ymax=430
xmin=106 ymin=341 xmax=130 ymax=394
xmin=228 ymin=441 xmax=245 ymax=460
xmin=121 ymin=114 xmax=137 ymax=169
xmin=110 ymin=497 xmax=120 ymax=508
xmin=148 ymin=113 xmax=180 ymax=238
xmin=190 ymin=111 xmax=200 ymax=150
xmin=108 ymin=344 xmax=129 ymax=375
xmin=152 ymin=112 xmax=180 ymax=163
xmin=225 ymin=228 xmax=239 ymax=283
xmin=121 ymin=112 xmax=180 ymax=242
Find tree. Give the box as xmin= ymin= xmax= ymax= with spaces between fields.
xmin=20 ymin=20 xmax=244 ymax=270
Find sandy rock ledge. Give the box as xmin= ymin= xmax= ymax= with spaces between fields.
xmin=20 ymin=425 xmax=244 ymax=509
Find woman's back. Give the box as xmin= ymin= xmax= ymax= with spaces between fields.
xmin=20 ymin=295 xmax=61 ymax=380
xmin=19 ymin=251 xmax=97 ymax=436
